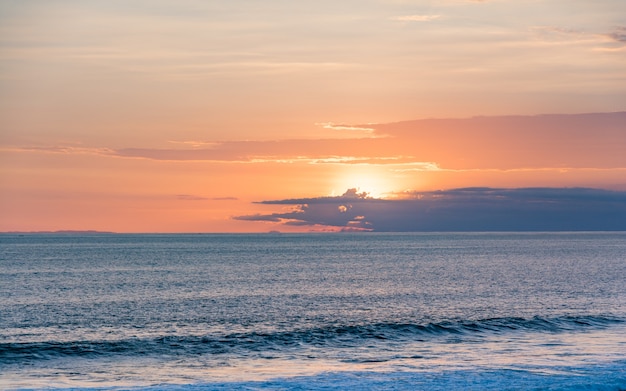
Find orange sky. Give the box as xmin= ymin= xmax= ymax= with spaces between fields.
xmin=1 ymin=1 xmax=625 ymax=232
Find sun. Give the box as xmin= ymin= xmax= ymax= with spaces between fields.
xmin=333 ymin=167 xmax=396 ymax=199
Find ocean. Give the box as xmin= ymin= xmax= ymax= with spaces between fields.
xmin=1 ymin=232 xmax=625 ymax=390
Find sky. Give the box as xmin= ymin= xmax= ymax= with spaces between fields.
xmin=1 ymin=0 xmax=625 ymax=232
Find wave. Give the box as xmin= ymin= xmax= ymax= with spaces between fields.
xmin=1 ymin=315 xmax=622 ymax=364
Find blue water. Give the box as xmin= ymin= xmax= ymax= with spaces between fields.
xmin=1 ymin=232 xmax=625 ymax=390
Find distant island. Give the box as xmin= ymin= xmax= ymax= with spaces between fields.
xmin=2 ymin=230 xmax=115 ymax=234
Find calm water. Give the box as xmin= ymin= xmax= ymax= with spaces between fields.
xmin=1 ymin=232 xmax=625 ymax=390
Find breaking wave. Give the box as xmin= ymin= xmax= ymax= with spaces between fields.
xmin=2 ymin=315 xmax=621 ymax=364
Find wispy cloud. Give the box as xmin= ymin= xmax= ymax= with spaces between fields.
xmin=1 ymin=145 xmax=115 ymax=156
xmin=234 ymin=214 xmax=284 ymax=223
xmin=388 ymin=162 xmax=441 ymax=172
xmin=310 ymin=156 xmax=434 ymax=165
xmin=391 ymin=14 xmax=441 ymax=22
xmin=112 ymin=112 xmax=626 ymax=171
xmin=235 ymin=187 xmax=626 ymax=232
xmin=529 ymin=26 xmax=588 ymax=42
xmin=2 ymin=112 xmax=626 ymax=172
xmin=607 ymin=26 xmax=626 ymax=43
xmin=168 ymin=140 xmax=219 ymax=148
xmin=529 ymin=25 xmax=626 ymax=52
xmin=176 ymin=194 xmax=209 ymax=201
xmin=316 ymin=123 xmax=375 ymax=132
xmin=6 ymin=112 xmax=626 ymax=172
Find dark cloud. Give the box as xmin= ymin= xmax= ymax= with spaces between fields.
xmin=234 ymin=214 xmax=284 ymax=223
xmin=234 ymin=188 xmax=626 ymax=232
xmin=234 ymin=189 xmax=375 ymax=230
xmin=259 ymin=188 xmax=373 ymax=205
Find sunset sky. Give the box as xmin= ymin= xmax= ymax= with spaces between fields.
xmin=1 ymin=0 xmax=625 ymax=232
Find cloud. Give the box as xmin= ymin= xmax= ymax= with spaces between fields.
xmin=389 ymin=162 xmax=441 ymax=172
xmin=366 ymin=112 xmax=626 ymax=170
xmin=234 ymin=189 xmax=376 ymax=230
xmin=310 ymin=156 xmax=433 ymax=165
xmin=168 ymin=140 xmax=220 ymax=148
xmin=234 ymin=187 xmax=626 ymax=232
xmin=607 ymin=26 xmax=626 ymax=43
xmin=176 ymin=194 xmax=237 ymax=201
xmin=1 ymin=145 xmax=115 ymax=156
xmin=176 ymin=194 xmax=208 ymax=201
xmin=391 ymin=15 xmax=441 ymax=22
xmin=111 ymin=112 xmax=626 ymax=171
xmin=316 ymin=122 xmax=375 ymax=132
xmin=530 ymin=26 xmax=587 ymax=42
xmin=526 ymin=25 xmax=626 ymax=52
xmin=233 ymin=214 xmax=284 ymax=223
xmin=7 ymin=112 xmax=626 ymax=172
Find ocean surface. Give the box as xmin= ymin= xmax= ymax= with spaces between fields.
xmin=1 ymin=232 xmax=625 ymax=390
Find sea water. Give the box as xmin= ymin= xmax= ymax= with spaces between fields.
xmin=1 ymin=232 xmax=625 ymax=390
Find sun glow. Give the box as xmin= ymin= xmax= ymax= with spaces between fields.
xmin=333 ymin=168 xmax=396 ymax=199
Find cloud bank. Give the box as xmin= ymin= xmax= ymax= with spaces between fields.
xmin=116 ymin=112 xmax=626 ymax=170
xmin=234 ymin=187 xmax=626 ymax=232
